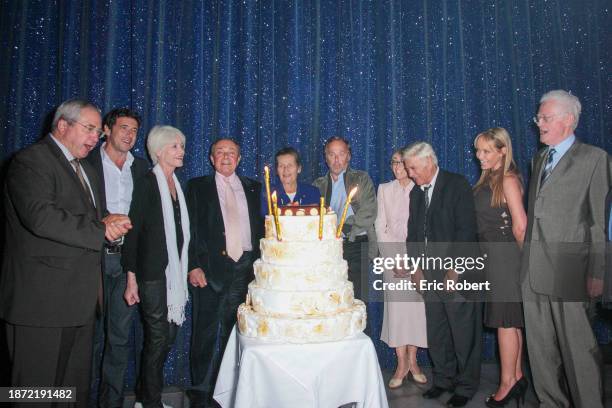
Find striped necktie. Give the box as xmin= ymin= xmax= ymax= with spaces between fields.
xmin=423 ymin=184 xmax=431 ymax=211
xmin=423 ymin=184 xmax=431 ymax=243
xmin=540 ymin=148 xmax=556 ymax=187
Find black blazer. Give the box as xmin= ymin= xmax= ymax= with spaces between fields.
xmin=186 ymin=174 xmax=263 ymax=292
xmin=121 ymin=171 xmax=182 ymax=282
xmin=0 ymin=135 xmax=106 ymax=327
xmin=407 ymin=169 xmax=479 ymax=278
xmin=86 ymin=145 xmax=149 ymax=216
xmin=604 ymin=189 xmax=612 ymax=302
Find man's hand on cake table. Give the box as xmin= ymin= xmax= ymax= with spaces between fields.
xmin=102 ymin=214 xmax=132 ymax=241
xmin=189 ymin=268 xmax=208 ymax=288
xmin=124 ymin=271 xmax=140 ymax=305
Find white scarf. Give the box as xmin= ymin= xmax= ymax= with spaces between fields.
xmin=152 ymin=164 xmax=190 ymax=325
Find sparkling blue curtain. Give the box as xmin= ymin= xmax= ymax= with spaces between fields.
xmin=1 ymin=0 xmax=610 ymax=390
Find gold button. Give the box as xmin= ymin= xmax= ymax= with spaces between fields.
xmin=221 ymin=250 xmax=226 ymax=256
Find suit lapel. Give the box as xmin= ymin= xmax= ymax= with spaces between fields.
xmin=81 ymin=160 xmax=102 ymax=218
xmin=325 ymin=174 xmax=333 ymax=206
xmin=344 ymin=169 xmax=351 ymax=195
xmin=538 ymin=142 xmax=579 ymax=192
xmin=44 ymin=136 xmax=97 ymax=214
xmin=532 ymin=148 xmax=547 ymax=194
xmin=208 ymin=175 xmax=223 ymax=225
xmin=428 ymin=169 xmax=445 ymax=217
xmin=90 ymin=148 xmax=107 ymax=213
xmin=240 ymin=176 xmax=260 ymax=245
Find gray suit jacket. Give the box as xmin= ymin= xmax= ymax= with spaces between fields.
xmin=523 ymin=140 xmax=610 ymax=300
xmin=313 ymin=167 xmax=378 ymax=258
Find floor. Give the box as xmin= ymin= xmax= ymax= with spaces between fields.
xmin=385 ymin=363 xmax=536 ymax=408
xmin=384 ymin=363 xmax=612 ymax=408
xmin=122 ymin=363 xmax=612 ymax=407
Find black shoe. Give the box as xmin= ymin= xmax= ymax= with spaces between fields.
xmin=423 ymin=386 xmax=449 ymax=399
xmin=447 ymin=394 xmax=470 ymax=407
xmin=516 ymin=376 xmax=528 ymax=394
xmin=485 ymin=379 xmax=527 ymax=408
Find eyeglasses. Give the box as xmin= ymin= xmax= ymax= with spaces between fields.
xmin=389 ymin=160 xmax=403 ymax=166
xmin=532 ymin=113 xmax=563 ymax=125
xmin=73 ymin=120 xmax=105 ymax=138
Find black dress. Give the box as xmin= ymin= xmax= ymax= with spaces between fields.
xmin=474 ymin=185 xmax=524 ymax=328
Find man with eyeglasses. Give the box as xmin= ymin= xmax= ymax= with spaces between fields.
xmin=0 ymin=99 xmax=132 ymax=407
xmin=522 ymin=90 xmax=610 ymax=407
xmin=86 ymin=108 xmax=149 ymax=408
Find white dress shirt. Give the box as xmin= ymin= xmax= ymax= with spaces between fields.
xmin=101 ymin=143 xmax=134 ymax=214
xmin=421 ymin=166 xmax=440 ymax=202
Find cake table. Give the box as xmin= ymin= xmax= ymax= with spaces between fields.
xmin=213 ymin=326 xmax=389 ymax=408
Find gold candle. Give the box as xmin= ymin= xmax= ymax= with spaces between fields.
xmin=318 ymin=196 xmax=325 ymax=240
xmin=271 ymin=191 xmax=282 ymax=241
xmin=336 ymin=186 xmax=358 ymax=238
xmin=264 ymin=165 xmax=273 ymax=216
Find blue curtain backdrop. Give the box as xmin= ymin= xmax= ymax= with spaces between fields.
xmin=1 ymin=0 xmax=611 ymax=391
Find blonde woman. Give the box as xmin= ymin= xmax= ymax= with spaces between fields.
xmin=376 ymin=148 xmax=427 ymax=389
xmin=473 ymin=128 xmax=527 ymax=407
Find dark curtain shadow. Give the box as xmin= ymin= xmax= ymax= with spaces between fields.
xmin=0 ymin=155 xmax=14 ymax=386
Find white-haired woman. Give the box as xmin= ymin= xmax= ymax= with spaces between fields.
xmin=123 ymin=125 xmax=189 ymax=408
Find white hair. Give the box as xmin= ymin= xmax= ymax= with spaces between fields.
xmin=146 ymin=125 xmax=186 ymax=164
xmin=540 ymin=89 xmax=581 ymax=130
xmin=402 ymin=141 xmax=438 ymax=166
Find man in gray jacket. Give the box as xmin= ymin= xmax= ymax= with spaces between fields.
xmin=523 ymin=90 xmax=609 ymax=407
xmin=313 ymin=136 xmax=377 ymax=307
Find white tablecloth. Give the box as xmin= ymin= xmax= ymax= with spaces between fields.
xmin=213 ymin=327 xmax=389 ymax=408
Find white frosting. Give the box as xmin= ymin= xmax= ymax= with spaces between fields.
xmin=264 ymin=214 xmax=338 ymax=241
xmin=253 ymin=259 xmax=348 ymax=290
xmin=238 ymin=213 xmax=366 ymax=343
xmin=248 ymin=281 xmax=355 ymax=317
xmin=260 ymin=238 xmax=343 ymax=265
xmin=237 ymin=301 xmax=366 ymax=344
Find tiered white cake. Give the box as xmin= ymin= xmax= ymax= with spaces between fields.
xmin=237 ymin=209 xmax=366 ymax=343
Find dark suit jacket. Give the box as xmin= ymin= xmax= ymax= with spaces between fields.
xmin=602 ymin=188 xmax=612 ymax=302
xmin=523 ymin=140 xmax=609 ymax=300
xmin=121 ymin=172 xmax=177 ymax=282
xmin=406 ymin=169 xmax=479 ymax=281
xmin=86 ymin=145 xmax=149 ymax=216
xmin=0 ymin=135 xmax=106 ymax=327
xmin=187 ymin=174 xmax=263 ymax=292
